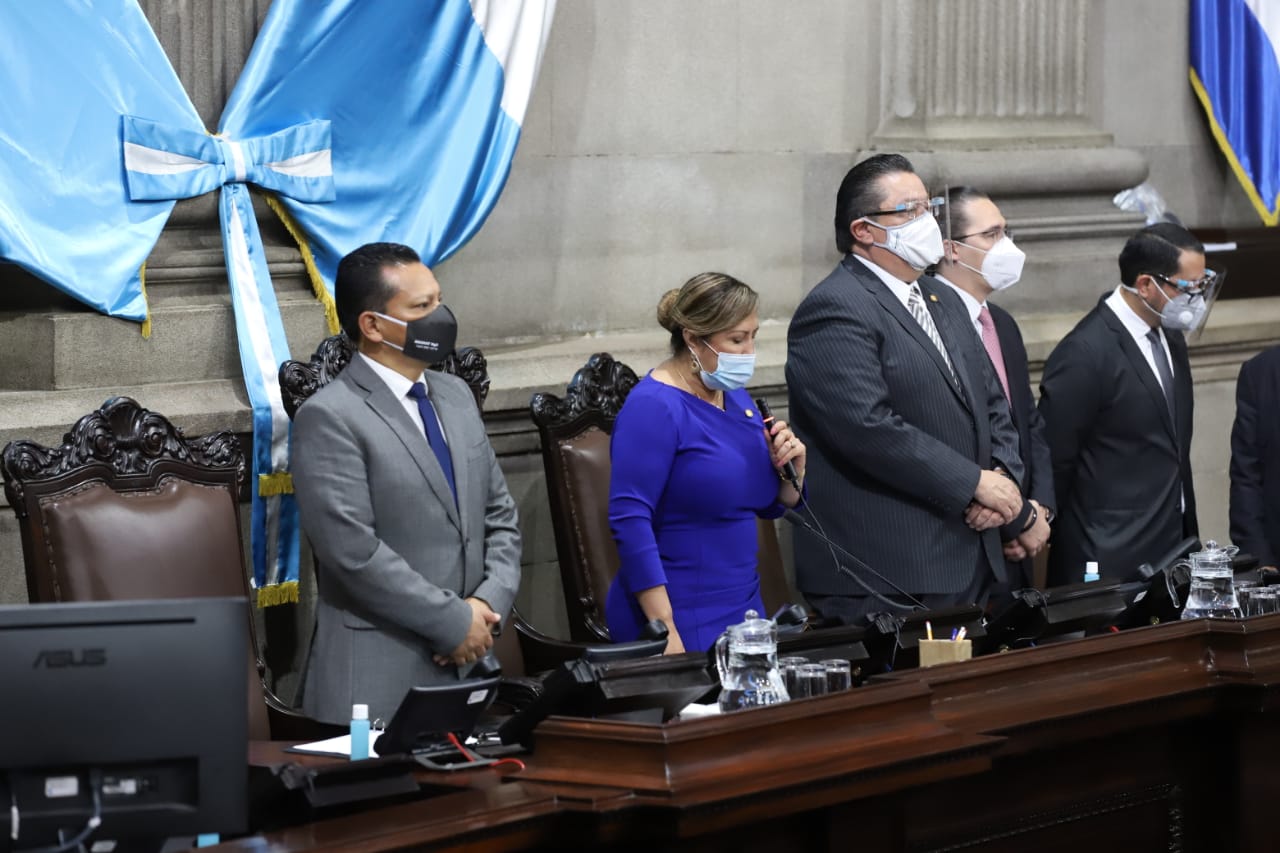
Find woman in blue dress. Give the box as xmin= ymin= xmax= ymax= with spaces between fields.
xmin=606 ymin=273 xmax=807 ymax=653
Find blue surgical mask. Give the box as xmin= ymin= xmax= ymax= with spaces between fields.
xmin=691 ymin=342 xmax=755 ymax=391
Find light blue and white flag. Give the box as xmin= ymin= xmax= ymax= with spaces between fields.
xmin=222 ymin=0 xmax=556 ymax=290
xmin=0 ymin=0 xmax=555 ymax=606
xmin=1191 ymin=0 xmax=1280 ymax=225
xmin=0 ymin=0 xmax=199 ymax=323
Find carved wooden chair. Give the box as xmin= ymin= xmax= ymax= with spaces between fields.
xmin=0 ymin=397 xmax=321 ymax=740
xmin=279 ymin=333 xmax=575 ymax=676
xmin=278 ymin=332 xmax=491 ymax=419
xmin=529 ymin=352 xmax=791 ymax=643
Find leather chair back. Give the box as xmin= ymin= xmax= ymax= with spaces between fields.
xmin=531 ymin=352 xmax=792 ymax=643
xmin=1 ymin=397 xmax=271 ymax=739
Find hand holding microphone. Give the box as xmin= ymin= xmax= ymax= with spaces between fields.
xmin=754 ymin=397 xmax=805 ymax=494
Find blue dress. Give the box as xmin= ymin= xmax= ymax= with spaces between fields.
xmin=606 ymin=375 xmax=786 ymax=651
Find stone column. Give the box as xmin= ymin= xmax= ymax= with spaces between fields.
xmin=866 ymin=0 xmax=1148 ymax=312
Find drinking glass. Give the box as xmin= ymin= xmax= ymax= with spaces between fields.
xmin=822 ymin=659 xmax=852 ymax=692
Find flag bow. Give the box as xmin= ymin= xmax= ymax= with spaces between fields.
xmin=123 ymin=116 xmax=336 ymax=605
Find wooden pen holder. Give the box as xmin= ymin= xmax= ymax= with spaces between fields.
xmin=918 ymin=638 xmax=973 ymax=667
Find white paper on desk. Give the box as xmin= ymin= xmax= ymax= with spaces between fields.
xmin=288 ymin=731 xmax=483 ymax=759
xmin=675 ymin=702 xmax=722 ymax=720
xmin=289 ymin=732 xmax=381 ymax=759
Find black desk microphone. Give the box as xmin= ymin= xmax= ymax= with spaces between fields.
xmin=753 ymin=397 xmax=802 ymax=493
xmin=783 ymin=508 xmax=925 ymax=612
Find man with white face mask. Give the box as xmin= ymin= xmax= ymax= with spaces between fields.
xmin=1039 ymin=223 xmax=1205 ymax=586
xmin=933 ymin=188 xmax=1054 ymax=594
xmin=787 ymin=155 xmax=1026 ymax=625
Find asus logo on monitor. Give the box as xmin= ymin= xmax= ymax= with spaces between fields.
xmin=32 ymin=649 xmax=106 ymax=668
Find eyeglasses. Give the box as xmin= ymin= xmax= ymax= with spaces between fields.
xmin=952 ymin=225 xmax=1014 ymax=244
xmin=861 ymin=197 xmax=945 ymax=220
xmin=1152 ymin=269 xmax=1218 ymax=295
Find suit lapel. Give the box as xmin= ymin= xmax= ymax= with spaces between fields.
xmin=920 ymin=278 xmax=977 ymax=413
xmin=429 ymin=377 xmax=474 ymax=542
xmin=849 ymin=262 xmax=968 ymax=409
xmin=345 ymin=357 xmax=463 ymax=532
xmin=1100 ymin=306 xmax=1177 ymax=441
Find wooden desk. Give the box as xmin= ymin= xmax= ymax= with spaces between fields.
xmin=218 ymin=616 xmax=1280 ymax=852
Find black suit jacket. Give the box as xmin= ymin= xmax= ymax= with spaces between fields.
xmin=786 ymin=257 xmax=1023 ymax=597
xmin=989 ymin=301 xmax=1055 ymax=588
xmin=1230 ymin=346 xmax=1280 ymax=567
xmin=1038 ymin=294 xmax=1198 ymax=586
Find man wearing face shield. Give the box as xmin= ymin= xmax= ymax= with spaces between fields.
xmin=1038 ymin=223 xmax=1211 ymax=586
xmin=786 ymin=154 xmax=1026 ymax=625
xmin=932 ymin=188 xmax=1054 ymax=594
xmin=291 ymin=242 xmax=521 ymax=725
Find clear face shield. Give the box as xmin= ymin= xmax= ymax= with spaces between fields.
xmin=1158 ymin=267 xmax=1225 ymax=344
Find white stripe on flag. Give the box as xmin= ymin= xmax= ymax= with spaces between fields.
xmin=468 ymin=0 xmax=556 ymax=124
xmin=225 ymin=197 xmax=293 ymax=473
xmin=1245 ymin=0 xmax=1280 ymax=71
xmin=266 ymin=148 xmax=333 ymax=179
xmin=123 ymin=141 xmax=206 ymax=175
xmin=226 ymin=140 xmax=248 ymax=182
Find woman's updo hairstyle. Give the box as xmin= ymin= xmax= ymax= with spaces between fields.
xmin=657 ymin=272 xmax=758 ymax=356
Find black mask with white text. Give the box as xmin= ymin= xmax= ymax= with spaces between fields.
xmin=375 ymin=304 xmax=458 ymax=364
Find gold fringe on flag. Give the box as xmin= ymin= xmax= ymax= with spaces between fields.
xmin=264 ymin=193 xmax=341 ymax=334
xmin=256 ymin=580 xmax=299 ymax=608
xmin=258 ymin=471 xmax=294 ymax=496
xmin=1189 ymin=67 xmax=1280 ymax=226
xmin=139 ymin=262 xmax=152 ymax=339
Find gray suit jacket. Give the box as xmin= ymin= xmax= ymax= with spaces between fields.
xmin=293 ymin=355 xmax=521 ymax=724
xmin=786 ymin=257 xmax=1022 ymax=597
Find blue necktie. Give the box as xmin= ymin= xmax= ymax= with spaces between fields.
xmin=408 ymin=382 xmax=457 ymax=505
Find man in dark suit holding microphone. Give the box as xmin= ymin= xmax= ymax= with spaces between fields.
xmin=786 ymin=154 xmax=1025 ymax=624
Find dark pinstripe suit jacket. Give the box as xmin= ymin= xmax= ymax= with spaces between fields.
xmin=786 ymin=256 xmax=1023 ymax=597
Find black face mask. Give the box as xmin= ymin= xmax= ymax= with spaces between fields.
xmin=375 ymin=304 xmax=457 ymax=364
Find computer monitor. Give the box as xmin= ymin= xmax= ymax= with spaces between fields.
xmin=0 ymin=597 xmax=248 ymax=851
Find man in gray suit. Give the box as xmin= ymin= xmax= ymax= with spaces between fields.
xmin=786 ymin=154 xmax=1026 ymax=624
xmin=293 ymin=242 xmax=521 ymax=725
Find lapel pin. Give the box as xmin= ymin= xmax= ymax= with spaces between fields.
xmin=929 ymin=294 xmax=939 ymax=302
xmin=746 ymin=409 xmax=755 ymax=418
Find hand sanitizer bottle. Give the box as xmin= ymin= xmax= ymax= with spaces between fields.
xmin=1084 ymin=561 xmax=1100 ymax=583
xmin=350 ymin=703 xmax=370 ymax=761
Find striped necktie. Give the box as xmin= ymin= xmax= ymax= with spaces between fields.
xmin=907 ymin=283 xmax=959 ymax=386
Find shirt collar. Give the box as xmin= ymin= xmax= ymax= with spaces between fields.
xmin=851 ymin=253 xmax=917 ymax=304
xmin=358 ymin=351 xmax=426 ymax=399
xmin=934 ymin=274 xmax=984 ymax=328
xmin=1104 ymin=284 xmax=1161 ymax=346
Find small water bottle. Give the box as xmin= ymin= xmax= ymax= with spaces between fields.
xmin=350 ymin=703 xmax=370 ymax=760
xmin=1084 ymin=561 xmax=1100 ymax=583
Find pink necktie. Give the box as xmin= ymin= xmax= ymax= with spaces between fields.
xmin=978 ymin=306 xmax=1011 ymax=402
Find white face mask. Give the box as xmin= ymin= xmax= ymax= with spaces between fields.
xmin=1123 ymin=278 xmax=1209 ymax=333
xmin=861 ymin=211 xmax=945 ymax=270
xmin=954 ymin=235 xmax=1026 ymax=291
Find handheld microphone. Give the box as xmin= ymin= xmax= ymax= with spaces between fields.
xmin=783 ymin=508 xmax=926 ymax=611
xmin=754 ymin=397 xmax=802 ymax=493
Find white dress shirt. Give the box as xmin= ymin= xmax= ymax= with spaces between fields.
xmin=357 ymin=352 xmax=448 ymax=446
xmin=852 ymin=254 xmax=918 ymax=310
xmin=1103 ymin=285 xmax=1176 ymax=392
xmin=935 ymin=274 xmax=985 ymax=336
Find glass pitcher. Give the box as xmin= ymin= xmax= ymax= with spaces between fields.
xmin=714 ymin=609 xmax=789 ymax=711
xmin=1179 ymin=540 xmax=1242 ymax=620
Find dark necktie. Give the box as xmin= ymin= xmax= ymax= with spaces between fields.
xmin=408 ymin=382 xmax=457 ymax=504
xmin=1145 ymin=328 xmax=1176 ymax=420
